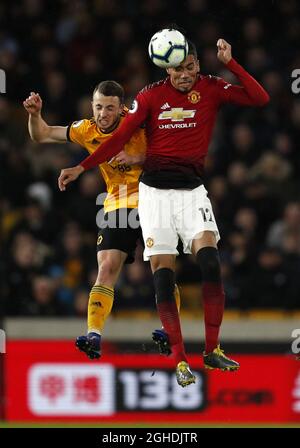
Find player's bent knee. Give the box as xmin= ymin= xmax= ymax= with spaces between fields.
xmin=153 ymin=268 xmax=176 ymax=303
xmin=196 ymin=247 xmax=221 ymax=283
xmin=97 ymin=259 xmax=119 ymax=284
xmin=150 ymin=254 xmax=175 ymax=272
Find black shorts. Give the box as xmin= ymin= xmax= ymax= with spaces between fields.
xmin=96 ymin=208 xmax=142 ymax=264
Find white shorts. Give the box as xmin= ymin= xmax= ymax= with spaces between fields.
xmin=138 ymin=182 xmax=220 ymax=261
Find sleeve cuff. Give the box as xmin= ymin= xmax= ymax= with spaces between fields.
xmin=225 ymin=58 xmax=240 ymax=71
xmin=66 ymin=123 xmax=72 ymax=142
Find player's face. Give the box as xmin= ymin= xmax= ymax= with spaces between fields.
xmin=167 ymin=55 xmax=200 ymax=92
xmin=92 ymin=92 xmax=123 ymax=132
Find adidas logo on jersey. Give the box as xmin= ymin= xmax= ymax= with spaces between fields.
xmin=160 ymin=102 xmax=171 ymax=110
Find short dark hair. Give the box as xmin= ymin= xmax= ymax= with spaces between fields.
xmin=93 ymin=80 xmax=124 ymax=103
xmin=187 ymin=39 xmax=198 ymax=59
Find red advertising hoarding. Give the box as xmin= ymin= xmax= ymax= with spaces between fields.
xmin=4 ymin=340 xmax=300 ymax=423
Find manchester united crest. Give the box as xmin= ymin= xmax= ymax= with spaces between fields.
xmin=146 ymin=237 xmax=154 ymax=248
xmin=188 ymin=90 xmax=201 ymax=104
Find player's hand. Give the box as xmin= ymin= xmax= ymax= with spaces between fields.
xmin=58 ymin=165 xmax=84 ymax=191
xmin=217 ymin=39 xmax=232 ymax=64
xmin=114 ymin=151 xmax=146 ymax=165
xmin=23 ymin=92 xmax=43 ymax=115
xmin=114 ymin=150 xmax=128 ymax=164
xmin=114 ymin=150 xmax=132 ymax=164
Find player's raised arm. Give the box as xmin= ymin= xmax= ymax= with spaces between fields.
xmin=216 ymin=39 xmax=270 ymax=106
xmin=23 ymin=92 xmax=68 ymax=143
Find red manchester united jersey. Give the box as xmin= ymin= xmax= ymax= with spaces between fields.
xmin=135 ymin=76 xmax=233 ymax=183
xmin=80 ymin=58 xmax=269 ymax=188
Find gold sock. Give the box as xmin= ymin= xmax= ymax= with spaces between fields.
xmin=174 ymin=283 xmax=181 ymax=312
xmin=87 ymin=285 xmax=114 ymax=334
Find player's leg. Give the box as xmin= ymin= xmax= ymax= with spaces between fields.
xmin=178 ymin=185 xmax=239 ymax=371
xmin=76 ymin=208 xmax=139 ymax=359
xmin=192 ymin=233 xmax=239 ymax=370
xmin=88 ymin=248 xmax=127 ymax=332
xmin=152 ymin=283 xmax=181 ymax=355
xmin=150 ymin=255 xmax=195 ymax=387
xmin=76 ymin=249 xmax=127 ymax=359
xmin=138 ymin=182 xmax=195 ymax=386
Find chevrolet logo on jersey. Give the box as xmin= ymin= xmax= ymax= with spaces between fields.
xmin=158 ymin=108 xmax=196 ymax=122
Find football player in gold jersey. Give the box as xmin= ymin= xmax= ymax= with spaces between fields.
xmin=24 ymin=80 xmax=180 ymax=359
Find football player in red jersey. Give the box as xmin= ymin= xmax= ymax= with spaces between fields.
xmin=58 ymin=37 xmax=270 ymax=387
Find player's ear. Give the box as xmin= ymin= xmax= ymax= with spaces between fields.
xmin=166 ymin=68 xmax=171 ymax=75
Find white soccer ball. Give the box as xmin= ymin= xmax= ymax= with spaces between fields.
xmin=148 ymin=29 xmax=189 ymax=68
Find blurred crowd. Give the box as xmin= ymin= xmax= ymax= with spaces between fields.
xmin=0 ymin=0 xmax=300 ymax=316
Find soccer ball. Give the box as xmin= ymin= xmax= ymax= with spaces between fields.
xmin=148 ymin=29 xmax=189 ymax=68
